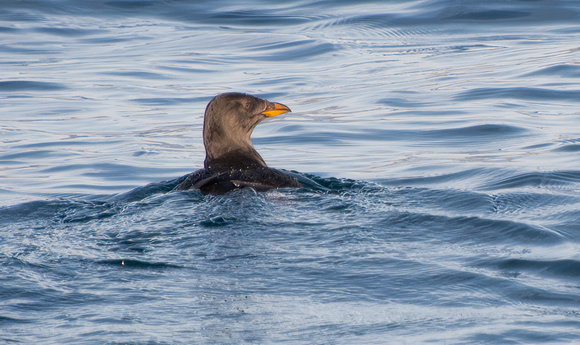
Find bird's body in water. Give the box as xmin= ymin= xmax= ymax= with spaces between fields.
xmin=174 ymin=93 xmax=302 ymax=195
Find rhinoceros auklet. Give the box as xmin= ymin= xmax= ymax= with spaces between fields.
xmin=174 ymin=92 xmax=302 ymax=194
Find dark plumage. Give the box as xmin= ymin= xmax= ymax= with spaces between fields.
xmin=174 ymin=92 xmax=302 ymax=194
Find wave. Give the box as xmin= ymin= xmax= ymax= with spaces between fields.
xmin=2 ymin=170 xmax=578 ymax=344
xmin=485 ymin=170 xmax=580 ymax=191
xmin=2 ymin=0 xmax=578 ymax=27
xmin=0 ymin=81 xmax=66 ymax=92
xmin=523 ymin=64 xmax=580 ymax=78
xmin=380 ymin=211 xmax=564 ymax=245
xmin=454 ymin=87 xmax=580 ymax=103
xmin=96 ymin=259 xmax=182 ymax=269
xmin=3 ymin=167 xmax=579 ymax=214
xmin=255 ymin=124 xmax=529 ymax=147
xmin=248 ymin=39 xmax=338 ymax=62
xmin=476 ymin=258 xmax=580 ymax=279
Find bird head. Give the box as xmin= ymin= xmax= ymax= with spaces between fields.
xmin=202 ymin=92 xmax=291 ymax=169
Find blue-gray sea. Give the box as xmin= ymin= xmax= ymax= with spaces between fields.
xmin=2 ymin=0 xmax=580 ymax=344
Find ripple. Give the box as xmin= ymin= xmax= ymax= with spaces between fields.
xmin=478 ymin=258 xmax=580 ymax=279
xmin=0 ymin=10 xmax=45 ymax=22
xmin=416 ymin=0 xmax=580 ymax=24
xmin=524 ymin=64 xmax=580 ymax=78
xmin=200 ymin=216 xmax=236 ymax=228
xmin=0 ymin=81 xmax=67 ymax=92
xmin=0 ymin=26 xmax=18 ymax=33
xmin=426 ymin=124 xmax=527 ymax=138
xmin=103 ymin=1 xmax=156 ymax=9
xmin=490 ymin=192 xmax=579 ymax=219
xmin=455 ymin=87 xmax=580 ymax=102
xmin=256 ymin=124 xmax=528 ymax=147
xmin=99 ymin=71 xmax=170 ymax=80
xmin=40 ymin=163 xmax=180 ymax=180
xmin=378 ymin=97 xmax=432 ymax=108
xmin=446 ymin=10 xmax=529 ymax=21
xmin=0 ymin=315 xmax=31 ymax=324
xmin=383 ymin=212 xmax=564 ymax=245
xmin=485 ymin=171 xmax=580 ymax=191
xmin=97 ymin=259 xmax=182 ymax=269
xmin=251 ymin=39 xmax=338 ymax=62
xmin=554 ymin=144 xmax=580 ymax=152
xmin=376 ymin=168 xmax=498 ymax=188
xmin=131 ymin=96 xmax=210 ymax=105
xmin=310 ymin=13 xmax=439 ymax=40
xmin=32 ymin=27 xmax=104 ymax=37
xmin=14 ymin=140 xmax=121 ymax=149
xmin=0 ymin=199 xmax=98 ymax=223
xmin=112 ymin=177 xmax=186 ymax=203
xmin=203 ymin=11 xmax=310 ymax=26
xmin=0 ymin=150 xmax=55 ymax=160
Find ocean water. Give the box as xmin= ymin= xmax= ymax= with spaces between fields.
xmin=1 ymin=0 xmax=580 ymax=343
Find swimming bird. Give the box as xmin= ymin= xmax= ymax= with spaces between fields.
xmin=174 ymin=92 xmax=302 ymax=194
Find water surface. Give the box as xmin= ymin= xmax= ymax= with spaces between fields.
xmin=1 ymin=0 xmax=580 ymax=343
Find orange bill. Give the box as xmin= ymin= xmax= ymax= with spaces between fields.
xmin=262 ymin=101 xmax=291 ymax=117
